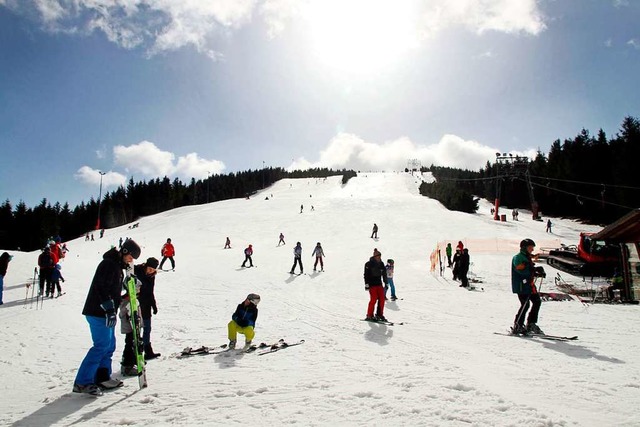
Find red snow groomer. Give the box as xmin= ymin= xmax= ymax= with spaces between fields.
xmin=542 ymin=232 xmax=620 ymax=278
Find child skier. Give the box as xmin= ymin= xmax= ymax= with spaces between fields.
xmin=385 ymin=259 xmax=397 ymax=301
xmin=312 ymin=242 xmax=325 ymax=272
xmin=49 ymin=263 xmax=65 ymax=298
xmin=228 ymin=294 xmax=260 ymax=349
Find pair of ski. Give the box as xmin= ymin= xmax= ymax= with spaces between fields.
xmin=178 ymin=339 xmax=305 ymax=357
xmin=361 ymin=318 xmax=405 ymax=326
xmin=494 ymin=331 xmax=578 ymax=341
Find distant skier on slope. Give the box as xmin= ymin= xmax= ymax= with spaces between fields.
xmin=278 ymin=233 xmax=285 ymax=246
xmin=242 ymin=244 xmax=254 ymax=268
xmin=290 ymin=242 xmax=303 ymax=274
xmin=364 ymin=249 xmax=388 ymax=322
xmin=228 ymin=293 xmax=260 ymax=350
xmin=224 ymin=237 xmax=231 ymax=249
xmin=159 ymin=238 xmax=175 ymax=271
xmin=371 ymin=223 xmax=378 ymax=239
xmin=312 ymin=242 xmax=325 ymax=272
xmin=445 ymin=243 xmax=453 ymax=268
xmin=385 ymin=259 xmax=397 ymax=301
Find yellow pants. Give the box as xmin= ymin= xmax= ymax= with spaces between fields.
xmin=228 ymin=320 xmax=255 ymax=342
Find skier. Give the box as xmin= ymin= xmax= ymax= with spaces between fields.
xmin=118 ymin=280 xmax=141 ymax=376
xmin=159 ymin=238 xmax=175 ymax=271
xmin=290 ymin=242 xmax=303 ymax=274
xmin=445 ymin=243 xmax=453 ymax=268
xmin=385 ymin=259 xmax=398 ymax=301
xmin=119 ymin=237 xmax=123 ymax=248
xmin=224 ymin=237 xmax=231 ymax=249
xmin=364 ymin=249 xmax=388 ymax=321
xmin=0 ymin=252 xmax=12 ymax=305
xmin=300 ymin=204 xmax=304 ymax=214
xmin=451 ymin=248 xmax=462 ymax=281
xmin=371 ymin=223 xmax=378 ymax=239
xmin=511 ymin=238 xmax=543 ymax=335
xmin=73 ymin=238 xmax=141 ymax=396
xmin=456 ymin=240 xmax=464 ymax=252
xmin=312 ymin=242 xmax=325 ymax=272
xmin=546 ymin=219 xmax=552 ymax=233
xmin=458 ymin=249 xmax=470 ymax=288
xmin=134 ymin=257 xmax=161 ymax=360
xmin=50 ymin=264 xmax=65 ymax=298
xmin=242 ymin=244 xmax=253 ymax=267
xmin=37 ymin=247 xmax=54 ymax=296
xmin=228 ymin=293 xmax=260 ymax=349
xmin=278 ymin=233 xmax=285 ymax=246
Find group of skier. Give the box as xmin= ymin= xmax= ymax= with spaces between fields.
xmin=446 ymin=241 xmax=471 ymax=288
xmin=37 ymin=239 xmax=67 ymax=298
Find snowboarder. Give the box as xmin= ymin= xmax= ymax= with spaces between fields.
xmin=278 ymin=233 xmax=285 ymax=246
xmin=385 ymin=259 xmax=398 ymax=301
xmin=118 ymin=280 xmax=141 ymax=376
xmin=50 ymin=263 xmax=65 ymax=298
xmin=364 ymin=249 xmax=388 ymax=321
xmin=546 ymin=219 xmax=552 ymax=233
xmin=134 ymin=257 xmax=160 ymax=360
xmin=458 ymin=249 xmax=470 ymax=288
xmin=445 ymin=243 xmax=453 ymax=268
xmin=312 ymin=242 xmax=325 ymax=272
xmin=300 ymin=204 xmax=304 ymax=214
xmin=290 ymin=242 xmax=303 ymax=274
xmin=228 ymin=293 xmax=260 ymax=349
xmin=159 ymin=238 xmax=175 ymax=271
xmin=511 ymin=238 xmax=543 ymax=335
xmin=0 ymin=252 xmax=12 ymax=305
xmin=242 ymin=244 xmax=253 ymax=267
xmin=371 ymin=223 xmax=378 ymax=239
xmin=73 ymin=238 xmax=141 ymax=396
xmin=224 ymin=237 xmax=231 ymax=249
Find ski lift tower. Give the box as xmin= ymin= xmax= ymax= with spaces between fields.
xmin=406 ymin=159 xmax=421 ymax=175
xmin=494 ymin=153 xmax=539 ymax=221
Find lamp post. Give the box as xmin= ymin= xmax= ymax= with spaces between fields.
xmin=96 ymin=171 xmax=106 ymax=230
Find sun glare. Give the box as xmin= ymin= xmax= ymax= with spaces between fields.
xmin=304 ymin=0 xmax=419 ymax=75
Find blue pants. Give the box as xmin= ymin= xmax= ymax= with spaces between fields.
xmin=384 ymin=278 xmax=396 ymax=298
xmin=75 ymin=315 xmax=116 ymax=386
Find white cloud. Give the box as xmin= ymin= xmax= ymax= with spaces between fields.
xmin=113 ymin=140 xmax=226 ymax=180
xmin=288 ymin=132 xmax=537 ymax=172
xmin=73 ymin=166 xmax=127 ymax=188
xmin=613 ymin=0 xmax=629 ymax=7
xmin=627 ymin=39 xmax=640 ymax=49
xmin=3 ymin=0 xmax=546 ymax=56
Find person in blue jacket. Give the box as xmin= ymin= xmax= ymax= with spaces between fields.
xmin=73 ymin=239 xmax=141 ymax=396
xmin=511 ymin=238 xmax=544 ymax=335
xmin=228 ymin=294 xmax=260 ymax=349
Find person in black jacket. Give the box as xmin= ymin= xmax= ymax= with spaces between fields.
xmin=458 ymin=248 xmax=470 ymax=288
xmin=37 ymin=247 xmax=54 ymax=296
xmin=73 ymin=239 xmax=141 ymax=396
xmin=364 ymin=249 xmax=388 ymax=322
xmin=0 ymin=252 xmax=12 ymax=305
xmin=228 ymin=294 xmax=260 ymax=349
xmin=134 ymin=257 xmax=160 ymax=360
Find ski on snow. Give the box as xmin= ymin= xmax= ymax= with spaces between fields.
xmin=257 ymin=339 xmax=305 ymax=356
xmin=494 ymin=331 xmax=578 ymax=341
xmin=361 ymin=318 xmax=405 ymax=326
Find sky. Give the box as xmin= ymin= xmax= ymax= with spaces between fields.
xmin=1 ymin=173 xmax=638 ymax=425
xmin=0 ymin=0 xmax=639 ymax=208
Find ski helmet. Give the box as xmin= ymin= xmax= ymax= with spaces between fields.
xmin=247 ymin=293 xmax=261 ymax=305
xmin=520 ymin=238 xmax=536 ymax=249
xmin=387 ymin=259 xmax=394 ymax=264
xmin=121 ymin=239 xmax=141 ymax=259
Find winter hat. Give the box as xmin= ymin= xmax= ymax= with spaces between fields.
xmin=121 ymin=239 xmax=141 ymax=259
xmin=247 ymin=293 xmax=261 ymax=305
xmin=146 ymin=257 xmax=159 ymax=269
xmin=387 ymin=259 xmax=394 ymax=264
xmin=373 ymin=249 xmax=382 ymax=257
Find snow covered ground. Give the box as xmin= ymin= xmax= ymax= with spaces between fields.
xmin=1 ymin=172 xmax=639 ymax=426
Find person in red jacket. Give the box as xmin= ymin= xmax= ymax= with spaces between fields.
xmin=159 ymin=238 xmax=175 ymax=271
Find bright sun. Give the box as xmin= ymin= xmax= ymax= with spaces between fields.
xmin=303 ymin=0 xmax=419 ymax=75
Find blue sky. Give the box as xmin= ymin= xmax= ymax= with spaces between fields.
xmin=0 ymin=0 xmax=638 ymax=209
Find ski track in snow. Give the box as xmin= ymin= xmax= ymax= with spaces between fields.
xmin=1 ymin=173 xmax=639 ymax=426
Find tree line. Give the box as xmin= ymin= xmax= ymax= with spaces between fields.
xmin=0 ymin=167 xmax=355 ymax=251
xmin=419 ymin=116 xmax=640 ymax=225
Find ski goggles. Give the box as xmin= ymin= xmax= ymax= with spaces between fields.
xmin=249 ymin=298 xmax=261 ymax=306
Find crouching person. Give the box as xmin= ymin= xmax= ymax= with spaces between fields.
xmin=228 ymin=294 xmax=260 ymax=350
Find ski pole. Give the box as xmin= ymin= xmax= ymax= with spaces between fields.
xmin=30 ymin=269 xmax=38 ymax=309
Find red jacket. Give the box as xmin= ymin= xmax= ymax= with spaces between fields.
xmin=161 ymin=243 xmax=175 ymax=257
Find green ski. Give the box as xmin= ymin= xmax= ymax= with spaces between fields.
xmin=126 ymin=275 xmax=148 ymax=389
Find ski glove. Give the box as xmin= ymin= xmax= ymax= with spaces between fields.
xmin=152 ymin=305 xmax=158 ymax=315
xmin=101 ymin=300 xmax=117 ymax=328
xmin=365 ymin=283 xmax=370 ymax=291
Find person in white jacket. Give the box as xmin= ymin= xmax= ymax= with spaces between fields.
xmin=312 ymin=242 xmax=325 ymax=272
